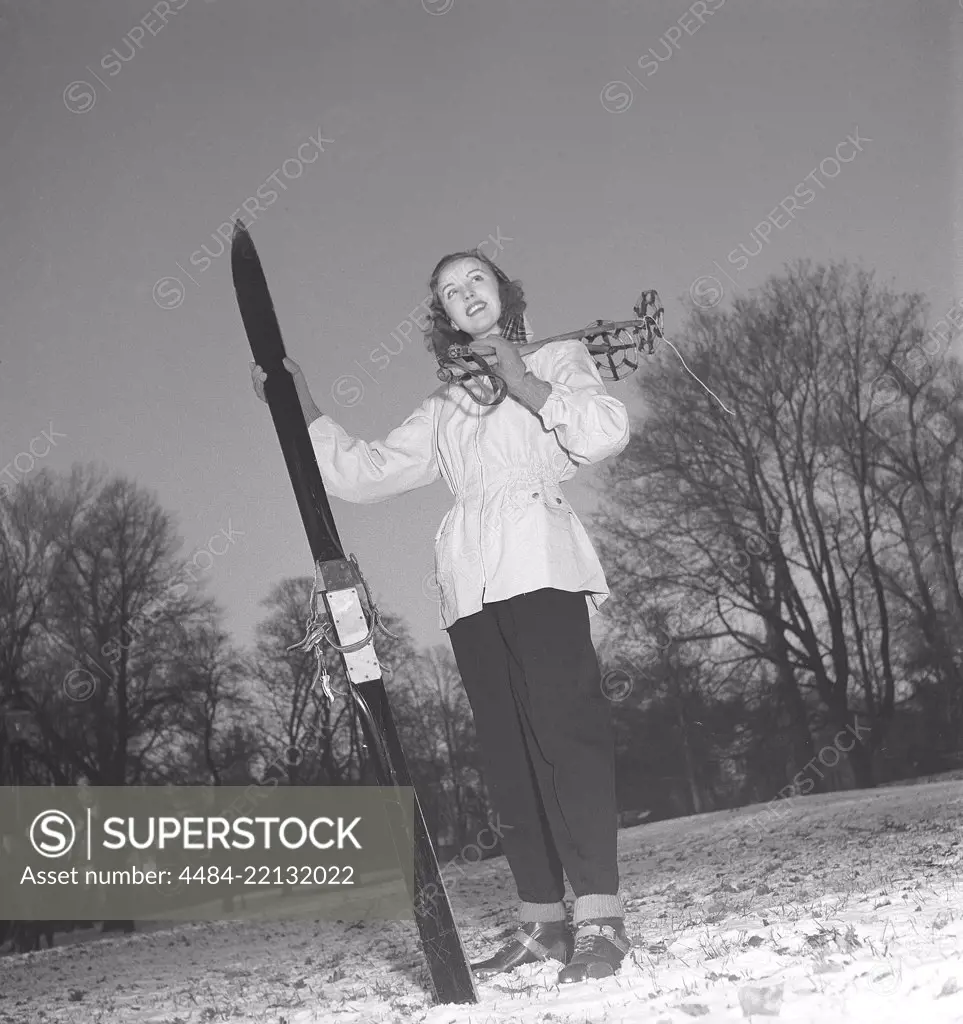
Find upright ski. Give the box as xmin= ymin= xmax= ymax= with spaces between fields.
xmin=230 ymin=221 xmax=478 ymax=1006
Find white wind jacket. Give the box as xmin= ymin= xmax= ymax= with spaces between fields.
xmin=306 ymin=338 xmax=631 ymax=630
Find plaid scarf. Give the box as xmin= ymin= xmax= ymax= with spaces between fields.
xmin=498 ymin=311 xmax=533 ymax=344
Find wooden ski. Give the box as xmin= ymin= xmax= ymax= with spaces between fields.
xmin=230 ymin=221 xmax=478 ymax=1005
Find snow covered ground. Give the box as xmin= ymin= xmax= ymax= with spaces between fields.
xmin=2 ymin=776 xmax=962 ymax=1024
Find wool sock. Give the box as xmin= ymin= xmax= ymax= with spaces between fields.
xmin=573 ymin=893 xmax=624 ymax=925
xmin=518 ymin=900 xmax=567 ymax=924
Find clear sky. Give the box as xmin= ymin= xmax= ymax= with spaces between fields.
xmin=1 ymin=0 xmax=959 ymax=654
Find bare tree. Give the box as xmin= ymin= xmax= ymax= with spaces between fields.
xmin=390 ymin=645 xmax=486 ymax=849
xmin=593 ymin=260 xmax=962 ymax=794
xmin=165 ymin=609 xmax=253 ymax=784
xmin=32 ymin=464 xmax=223 ymax=785
xmin=0 ymin=469 xmax=78 ymax=782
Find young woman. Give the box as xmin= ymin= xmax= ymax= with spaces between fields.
xmin=250 ymin=249 xmax=632 ymax=984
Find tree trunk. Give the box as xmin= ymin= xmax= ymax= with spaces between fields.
xmin=677 ymin=700 xmax=703 ymax=814
xmin=845 ymin=732 xmax=876 ymax=789
xmin=767 ymin=623 xmax=819 ymax=793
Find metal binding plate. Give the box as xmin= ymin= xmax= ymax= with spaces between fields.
xmin=325 ymin=587 xmax=383 ymax=683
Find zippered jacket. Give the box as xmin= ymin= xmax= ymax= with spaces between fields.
xmin=307 ymin=338 xmax=631 ymax=630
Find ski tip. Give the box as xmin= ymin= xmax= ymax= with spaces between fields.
xmin=231 ymin=220 xmax=253 ymax=252
xmin=231 ymin=220 xmax=258 ymax=263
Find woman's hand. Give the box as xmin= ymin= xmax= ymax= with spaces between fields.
xmin=468 ymin=336 xmax=527 ymax=391
xmin=250 ymin=357 xmax=322 ymax=422
xmin=250 ymin=361 xmax=268 ymax=402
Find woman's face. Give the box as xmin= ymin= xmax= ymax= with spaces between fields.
xmin=437 ymin=258 xmax=502 ymax=338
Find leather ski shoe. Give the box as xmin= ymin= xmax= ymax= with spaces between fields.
xmin=557 ymin=917 xmax=631 ymax=984
xmin=471 ymin=920 xmax=573 ymax=979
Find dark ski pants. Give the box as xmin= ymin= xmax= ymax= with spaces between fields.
xmin=446 ymin=588 xmax=619 ymax=903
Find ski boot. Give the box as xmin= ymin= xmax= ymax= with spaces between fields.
xmin=471 ymin=920 xmax=573 ymax=979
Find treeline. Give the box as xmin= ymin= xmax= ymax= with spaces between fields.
xmin=0 ymin=465 xmax=491 ymax=862
xmin=593 ymin=259 xmax=963 ymax=820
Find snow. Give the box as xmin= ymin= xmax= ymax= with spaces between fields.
xmin=2 ymin=777 xmax=962 ymax=1023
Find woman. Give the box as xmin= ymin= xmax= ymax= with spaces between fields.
xmin=250 ymin=248 xmax=632 ymax=983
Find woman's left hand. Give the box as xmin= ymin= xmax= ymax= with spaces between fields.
xmin=468 ymin=336 xmax=527 ymax=390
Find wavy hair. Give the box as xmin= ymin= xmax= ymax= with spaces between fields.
xmin=423 ymin=249 xmax=527 ymax=362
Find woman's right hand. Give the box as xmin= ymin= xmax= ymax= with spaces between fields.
xmin=250 ymin=357 xmax=305 ymax=404
xmin=250 ymin=356 xmax=321 ymax=423
xmin=250 ymin=361 xmax=268 ymax=402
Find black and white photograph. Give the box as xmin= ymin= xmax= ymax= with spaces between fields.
xmin=1 ymin=0 xmax=962 ymax=1020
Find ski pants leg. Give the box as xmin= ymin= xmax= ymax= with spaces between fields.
xmin=446 ymin=588 xmax=619 ymax=902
